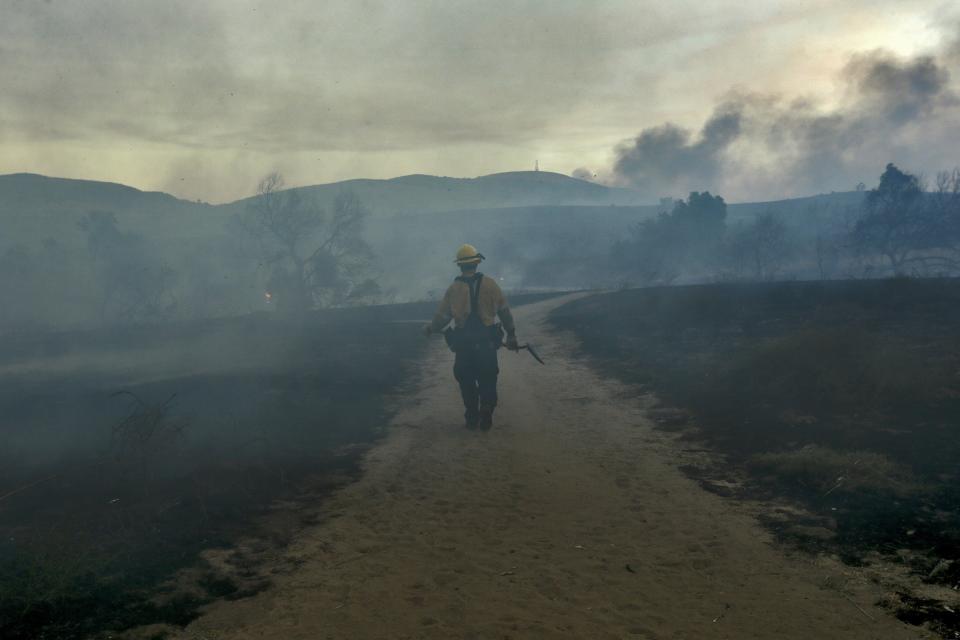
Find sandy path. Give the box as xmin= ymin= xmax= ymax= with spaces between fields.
xmin=181 ymin=295 xmax=925 ymax=639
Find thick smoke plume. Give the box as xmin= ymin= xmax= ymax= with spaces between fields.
xmin=612 ymin=104 xmax=743 ymax=194
xmin=612 ymin=40 xmax=960 ymax=200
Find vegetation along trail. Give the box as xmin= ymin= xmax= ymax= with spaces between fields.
xmin=180 ymin=294 xmax=925 ymax=639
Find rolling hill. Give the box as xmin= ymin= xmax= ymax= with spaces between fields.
xmin=221 ymin=170 xmax=648 ymax=216
xmin=0 ymin=170 xmax=864 ymax=254
xmin=0 ymin=173 xmax=216 ymax=245
xmin=0 ymin=170 xmax=646 ymax=245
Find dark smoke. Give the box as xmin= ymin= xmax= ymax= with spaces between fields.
xmin=611 ymin=44 xmax=959 ymax=200
xmin=844 ymin=51 xmax=952 ymax=124
xmin=612 ymin=103 xmax=743 ymax=195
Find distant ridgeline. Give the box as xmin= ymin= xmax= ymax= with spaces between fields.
xmin=0 ymin=170 xmax=866 ymax=331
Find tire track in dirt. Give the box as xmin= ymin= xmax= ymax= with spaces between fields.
xmin=177 ymin=294 xmax=927 ymax=639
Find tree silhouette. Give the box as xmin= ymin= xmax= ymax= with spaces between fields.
xmin=239 ymin=173 xmax=378 ymax=312
xmin=850 ymin=163 xmax=960 ymax=274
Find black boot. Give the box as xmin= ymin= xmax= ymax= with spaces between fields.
xmin=465 ymin=411 xmax=480 ymax=430
xmin=478 ymin=406 xmax=494 ymax=431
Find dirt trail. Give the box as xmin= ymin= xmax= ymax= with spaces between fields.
xmin=181 ymin=295 xmax=925 ymax=639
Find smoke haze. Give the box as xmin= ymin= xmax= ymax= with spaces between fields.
xmin=612 ymin=33 xmax=960 ymax=199
xmin=0 ymin=0 xmax=948 ymax=202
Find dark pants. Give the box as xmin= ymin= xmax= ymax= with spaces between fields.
xmin=453 ymin=344 xmax=499 ymax=419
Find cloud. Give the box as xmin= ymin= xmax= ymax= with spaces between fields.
xmin=610 ymin=43 xmax=960 ymax=199
xmin=0 ymin=0 xmax=659 ymax=199
xmin=0 ymin=0 xmax=635 ymax=153
xmin=0 ymin=0 xmax=950 ymax=201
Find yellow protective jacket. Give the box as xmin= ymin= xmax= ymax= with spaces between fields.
xmin=430 ymin=273 xmax=516 ymax=334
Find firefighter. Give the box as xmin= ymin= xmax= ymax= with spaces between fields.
xmin=424 ymin=244 xmax=519 ymax=430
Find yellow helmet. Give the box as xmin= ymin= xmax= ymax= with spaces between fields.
xmin=454 ymin=243 xmax=485 ymax=265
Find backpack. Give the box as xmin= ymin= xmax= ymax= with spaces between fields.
xmin=443 ymin=274 xmax=504 ymax=353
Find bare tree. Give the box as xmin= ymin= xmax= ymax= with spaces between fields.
xmin=239 ymin=173 xmax=378 ymax=312
xmin=848 ymin=163 xmax=960 ymax=275
xmin=815 ymin=232 xmax=841 ymax=280
xmin=100 ymin=263 xmax=178 ymax=322
xmin=848 ymin=164 xmax=960 ymax=276
xmin=725 ymin=212 xmax=790 ymax=281
xmin=751 ymin=212 xmax=789 ymax=280
xmin=929 ymin=168 xmax=960 ymax=273
xmin=78 ymin=211 xmax=179 ymax=323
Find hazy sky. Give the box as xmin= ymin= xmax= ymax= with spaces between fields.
xmin=1 ymin=0 xmax=957 ymax=202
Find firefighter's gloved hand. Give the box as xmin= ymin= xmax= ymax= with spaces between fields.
xmin=505 ymin=334 xmax=519 ymax=351
xmin=423 ymin=323 xmax=434 ymax=337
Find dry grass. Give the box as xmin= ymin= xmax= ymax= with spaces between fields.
xmin=748 ymin=445 xmax=919 ymax=497
xmin=719 ymin=328 xmax=936 ymax=416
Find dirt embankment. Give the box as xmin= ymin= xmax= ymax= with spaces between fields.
xmin=173 ymin=294 xmax=924 ymax=639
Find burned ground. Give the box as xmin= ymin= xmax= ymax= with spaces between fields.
xmin=0 ymin=301 xmax=442 ymax=639
xmin=550 ymin=279 xmax=960 ymax=637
